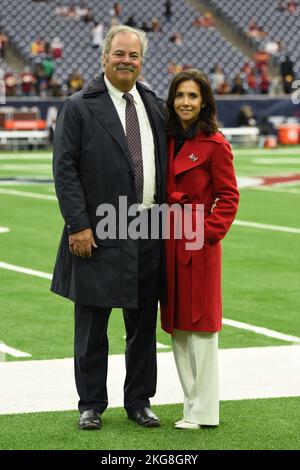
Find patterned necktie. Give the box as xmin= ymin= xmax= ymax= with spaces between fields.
xmin=123 ymin=92 xmax=144 ymax=204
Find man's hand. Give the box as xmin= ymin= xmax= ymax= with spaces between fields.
xmin=69 ymin=228 xmax=97 ymax=259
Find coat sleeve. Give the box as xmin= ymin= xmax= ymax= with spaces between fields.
xmin=204 ymin=140 xmax=239 ymax=244
xmin=53 ymin=97 xmax=91 ymax=235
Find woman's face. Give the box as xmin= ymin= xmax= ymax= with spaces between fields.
xmin=173 ymin=79 xmax=202 ymax=129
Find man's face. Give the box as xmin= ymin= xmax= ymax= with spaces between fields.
xmin=103 ymin=32 xmax=142 ymax=92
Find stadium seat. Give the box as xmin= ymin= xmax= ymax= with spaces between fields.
xmin=0 ymin=0 xmax=278 ymax=97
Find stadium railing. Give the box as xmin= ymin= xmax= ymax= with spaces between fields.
xmin=0 ymin=130 xmax=49 ymax=150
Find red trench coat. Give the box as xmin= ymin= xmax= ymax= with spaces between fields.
xmin=160 ymin=131 xmax=239 ymax=334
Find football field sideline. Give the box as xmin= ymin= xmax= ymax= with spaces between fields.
xmin=0 ymin=345 xmax=300 ymax=415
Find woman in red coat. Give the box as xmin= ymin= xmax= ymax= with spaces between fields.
xmin=161 ymin=69 xmax=239 ymax=429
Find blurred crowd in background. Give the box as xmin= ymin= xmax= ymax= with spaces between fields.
xmin=0 ymin=0 xmax=298 ymax=98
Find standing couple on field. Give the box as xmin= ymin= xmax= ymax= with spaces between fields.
xmin=51 ymin=25 xmax=239 ymax=431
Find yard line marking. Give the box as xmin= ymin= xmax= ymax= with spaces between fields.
xmin=0 ymin=227 xmax=10 ymax=234
xmin=0 ymin=154 xmax=51 ymax=160
xmin=0 ymin=179 xmax=53 ymax=186
xmin=234 ymin=220 xmax=300 ymax=234
xmin=223 ymin=318 xmax=300 ymax=343
xmin=0 ymin=189 xmax=56 ymax=200
xmin=0 ymin=262 xmax=52 ymax=280
xmin=0 ymin=342 xmax=31 ymax=358
xmin=237 ymin=176 xmax=264 ymax=188
xmin=0 ymin=164 xmax=51 ymax=170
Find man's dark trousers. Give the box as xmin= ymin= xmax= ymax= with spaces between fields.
xmin=74 ymin=234 xmax=160 ymax=414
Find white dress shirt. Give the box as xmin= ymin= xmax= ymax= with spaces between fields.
xmin=104 ymin=75 xmax=156 ymax=210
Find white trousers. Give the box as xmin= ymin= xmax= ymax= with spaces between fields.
xmin=172 ymin=329 xmax=219 ymax=426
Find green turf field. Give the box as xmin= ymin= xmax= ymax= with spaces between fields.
xmin=0 ymin=398 xmax=299 ymax=450
xmin=0 ymin=147 xmax=300 ymax=450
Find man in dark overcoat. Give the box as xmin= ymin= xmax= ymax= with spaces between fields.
xmin=51 ymin=25 xmax=167 ymax=429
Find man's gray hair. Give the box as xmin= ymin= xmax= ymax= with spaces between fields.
xmin=102 ymin=25 xmax=148 ymax=61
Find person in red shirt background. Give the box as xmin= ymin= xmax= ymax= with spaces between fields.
xmin=20 ymin=66 xmax=37 ymax=96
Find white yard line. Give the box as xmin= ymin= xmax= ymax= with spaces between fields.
xmin=234 ymin=219 xmax=300 ymax=234
xmin=0 ymin=262 xmax=53 ymax=280
xmin=0 ymin=181 xmax=53 ymax=186
xmin=223 ymin=318 xmax=300 ymax=344
xmin=0 ymin=227 xmax=10 ymax=234
xmin=0 ymin=155 xmax=51 ymax=160
xmin=0 ymin=189 xmax=56 ymax=200
xmin=0 ymin=343 xmax=31 ymax=358
xmin=0 ymin=164 xmax=51 ymax=170
xmin=1 ymin=345 xmax=300 ymax=414
xmin=236 ymin=176 xmax=265 ymax=188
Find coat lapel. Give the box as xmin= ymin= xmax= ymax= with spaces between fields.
xmin=172 ymin=137 xmax=207 ymax=177
xmin=82 ymin=76 xmax=134 ymax=172
xmin=137 ymin=83 xmax=164 ymax=189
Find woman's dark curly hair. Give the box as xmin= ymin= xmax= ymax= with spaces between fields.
xmin=166 ymin=68 xmax=219 ymax=137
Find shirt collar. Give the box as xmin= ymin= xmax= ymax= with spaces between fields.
xmin=104 ymin=75 xmax=139 ymax=104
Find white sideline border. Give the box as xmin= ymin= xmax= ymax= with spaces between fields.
xmin=1 ymin=345 xmax=300 ymax=414
xmin=0 ymin=189 xmax=56 ymax=200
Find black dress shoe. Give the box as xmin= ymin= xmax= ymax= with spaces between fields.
xmin=78 ymin=409 xmax=102 ymax=430
xmin=127 ymin=407 xmax=160 ymax=427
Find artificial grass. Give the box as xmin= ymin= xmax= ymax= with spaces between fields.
xmin=1 ymin=149 xmax=300 ymax=451
xmin=0 ymin=267 xmax=287 ymax=362
xmin=236 ymin=188 xmax=300 ymax=228
xmin=233 ymin=148 xmax=300 ymax=177
xmin=222 ymin=222 xmax=300 ymax=338
xmin=0 ymin=149 xmax=299 ymax=354
xmin=1 ymin=171 xmax=299 ymax=361
xmin=0 ymin=397 xmax=299 ymax=450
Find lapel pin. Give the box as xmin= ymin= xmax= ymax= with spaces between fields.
xmin=188 ymin=154 xmax=198 ymax=162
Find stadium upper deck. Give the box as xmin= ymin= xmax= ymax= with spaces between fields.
xmin=1 ymin=0 xmax=246 ymax=97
